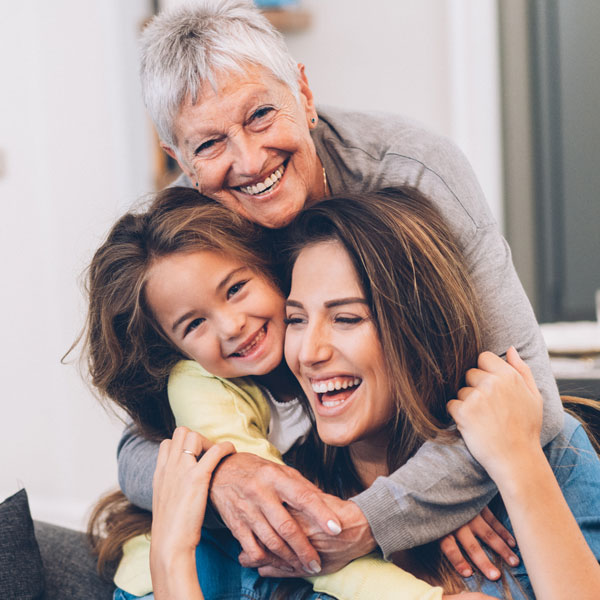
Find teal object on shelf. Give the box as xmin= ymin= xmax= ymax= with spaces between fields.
xmin=254 ymin=1 xmax=299 ymax=8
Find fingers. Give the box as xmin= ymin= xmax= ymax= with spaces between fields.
xmin=506 ymin=346 xmax=538 ymax=396
xmin=440 ymin=533 xmax=473 ymax=578
xmin=453 ymin=524 xmax=501 ymax=581
xmin=253 ymin=502 xmax=321 ymax=574
xmin=480 ymin=506 xmax=517 ymax=549
xmin=468 ymin=511 xmax=519 ymax=569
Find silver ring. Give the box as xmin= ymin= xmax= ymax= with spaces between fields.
xmin=182 ymin=449 xmax=196 ymax=458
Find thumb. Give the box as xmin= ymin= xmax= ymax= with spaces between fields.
xmin=506 ymin=346 xmax=538 ymax=396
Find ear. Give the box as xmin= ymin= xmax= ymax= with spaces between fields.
xmin=160 ymin=142 xmax=196 ymax=183
xmin=297 ymin=63 xmax=318 ymax=127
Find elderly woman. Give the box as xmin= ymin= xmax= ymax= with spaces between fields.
xmin=118 ymin=0 xmax=563 ymax=583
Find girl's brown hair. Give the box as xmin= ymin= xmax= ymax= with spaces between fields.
xmin=85 ymin=186 xmax=277 ymax=574
xmin=85 ymin=186 xmax=277 ymax=441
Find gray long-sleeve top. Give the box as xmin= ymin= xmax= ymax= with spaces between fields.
xmin=117 ymin=107 xmax=563 ymax=559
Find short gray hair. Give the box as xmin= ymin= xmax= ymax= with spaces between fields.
xmin=140 ymin=0 xmax=300 ymax=148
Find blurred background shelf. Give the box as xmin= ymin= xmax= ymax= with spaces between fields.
xmin=262 ymin=9 xmax=312 ymax=32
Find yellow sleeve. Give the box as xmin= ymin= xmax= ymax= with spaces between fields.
xmin=311 ymin=554 xmax=443 ymax=600
xmin=168 ymin=360 xmax=284 ymax=465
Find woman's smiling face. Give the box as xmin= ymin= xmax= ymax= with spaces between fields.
xmin=145 ymin=250 xmax=286 ymax=378
xmin=284 ymin=240 xmax=394 ymax=448
xmin=165 ymin=64 xmax=324 ymax=229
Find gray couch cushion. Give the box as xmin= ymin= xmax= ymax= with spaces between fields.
xmin=0 ymin=489 xmax=45 ymax=599
xmin=34 ymin=520 xmax=114 ymax=600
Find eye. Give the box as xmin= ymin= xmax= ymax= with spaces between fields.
xmin=227 ymin=280 xmax=248 ymax=299
xmin=250 ymin=106 xmax=275 ymax=122
xmin=184 ymin=317 xmax=205 ymax=337
xmin=284 ymin=315 xmax=307 ymax=326
xmin=334 ymin=315 xmax=363 ymax=325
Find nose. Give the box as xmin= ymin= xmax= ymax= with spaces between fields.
xmin=230 ymin=131 xmax=268 ymax=178
xmin=216 ymin=307 xmax=246 ymax=341
xmin=298 ymin=320 xmax=332 ymax=367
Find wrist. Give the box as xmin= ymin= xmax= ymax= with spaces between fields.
xmin=490 ymin=445 xmax=551 ymax=499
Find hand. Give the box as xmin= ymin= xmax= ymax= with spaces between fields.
xmin=447 ymin=347 xmax=543 ymax=481
xmin=440 ymin=507 xmax=519 ymax=580
xmin=209 ymin=452 xmax=343 ymax=575
xmin=442 ymin=594 xmax=498 ymax=599
xmin=150 ymin=427 xmax=234 ymax=600
xmin=251 ymin=494 xmax=376 ymax=577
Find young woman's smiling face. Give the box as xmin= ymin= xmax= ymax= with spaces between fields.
xmin=145 ymin=250 xmax=286 ymax=378
xmin=284 ymin=240 xmax=394 ymax=448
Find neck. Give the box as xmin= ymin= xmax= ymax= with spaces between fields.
xmin=255 ymin=361 xmax=301 ymax=403
xmin=349 ymin=437 xmax=389 ymax=488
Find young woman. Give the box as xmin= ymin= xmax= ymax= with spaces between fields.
xmin=86 ymin=187 xmax=600 ymax=599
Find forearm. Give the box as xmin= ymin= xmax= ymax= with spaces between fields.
xmin=495 ymin=449 xmax=600 ymax=600
xmin=352 ymin=438 xmax=497 ymax=557
xmin=117 ymin=424 xmax=159 ymax=511
xmin=150 ymin=549 xmax=203 ymax=600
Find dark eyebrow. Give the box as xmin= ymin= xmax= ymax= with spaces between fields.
xmin=171 ymin=310 xmax=197 ymax=334
xmin=217 ymin=266 xmax=248 ymax=293
xmin=324 ymin=297 xmax=368 ymax=308
xmin=285 ymin=297 xmax=368 ymax=309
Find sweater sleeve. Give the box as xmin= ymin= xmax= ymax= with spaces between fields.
xmin=316 ymin=109 xmax=564 ymax=556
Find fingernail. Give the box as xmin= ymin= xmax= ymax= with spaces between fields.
xmin=508 ymin=537 xmax=516 ymax=547
xmin=307 ymin=560 xmax=321 ymax=574
xmin=490 ymin=568 xmax=501 ymax=579
xmin=327 ymin=519 xmax=342 ymax=535
xmin=280 ymin=565 xmax=295 ymax=573
xmin=508 ymin=556 xmax=519 ymax=566
xmin=461 ymin=569 xmax=473 ymax=578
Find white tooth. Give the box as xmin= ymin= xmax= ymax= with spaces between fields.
xmin=335 ymin=381 xmax=341 ymax=390
xmin=354 ymin=378 xmax=360 ymax=386
xmin=266 ymin=175 xmax=275 ymax=185
xmin=342 ymin=381 xmax=348 ymax=389
xmin=256 ymin=182 xmax=266 ymax=192
xmin=327 ymin=381 xmax=335 ymax=391
xmin=320 ymin=383 xmax=328 ymax=393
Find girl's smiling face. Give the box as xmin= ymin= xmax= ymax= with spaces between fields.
xmin=284 ymin=240 xmax=394 ymax=448
xmin=145 ymin=250 xmax=286 ymax=378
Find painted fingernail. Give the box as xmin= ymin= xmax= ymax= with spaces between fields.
xmin=509 ymin=556 xmax=519 ymax=566
xmin=307 ymin=560 xmax=321 ymax=574
xmin=490 ymin=568 xmax=501 ymax=579
xmin=327 ymin=519 xmax=342 ymax=535
xmin=461 ymin=569 xmax=473 ymax=578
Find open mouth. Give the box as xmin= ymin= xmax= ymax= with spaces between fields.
xmin=311 ymin=376 xmax=362 ymax=408
xmin=237 ymin=160 xmax=287 ymax=196
xmin=229 ymin=324 xmax=267 ymax=358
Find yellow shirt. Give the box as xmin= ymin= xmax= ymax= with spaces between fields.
xmin=114 ymin=360 xmax=442 ymax=600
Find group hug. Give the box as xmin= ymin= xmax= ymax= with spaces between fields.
xmin=77 ymin=2 xmax=600 ymax=599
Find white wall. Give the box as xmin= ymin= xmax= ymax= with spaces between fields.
xmin=0 ymin=0 xmax=502 ymax=530
xmin=0 ymin=0 xmax=153 ymax=529
xmin=283 ymin=0 xmax=503 ymax=227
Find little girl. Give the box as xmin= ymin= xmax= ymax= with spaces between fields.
xmin=86 ymin=186 xmax=449 ymax=600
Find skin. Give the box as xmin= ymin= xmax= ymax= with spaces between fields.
xmin=163 ymin=64 xmax=325 ymax=229
xmin=448 ymin=348 xmax=600 ymax=599
xmin=145 ymin=251 xmax=286 ymax=379
xmin=156 ymin=63 xmax=510 ymax=577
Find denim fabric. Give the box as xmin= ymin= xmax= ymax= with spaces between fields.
xmin=464 ymin=413 xmax=600 ymax=599
xmin=114 ymin=527 xmax=334 ymax=600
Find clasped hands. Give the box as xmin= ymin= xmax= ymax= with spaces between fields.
xmin=208 ymin=452 xmax=518 ymax=580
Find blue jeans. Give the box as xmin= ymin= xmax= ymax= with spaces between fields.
xmin=115 ymin=414 xmax=600 ymax=600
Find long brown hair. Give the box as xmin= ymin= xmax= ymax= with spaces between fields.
xmin=84 ymin=186 xmax=278 ymax=441
xmin=84 ymin=186 xmax=278 ymax=575
xmin=282 ymin=188 xmax=491 ymax=594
